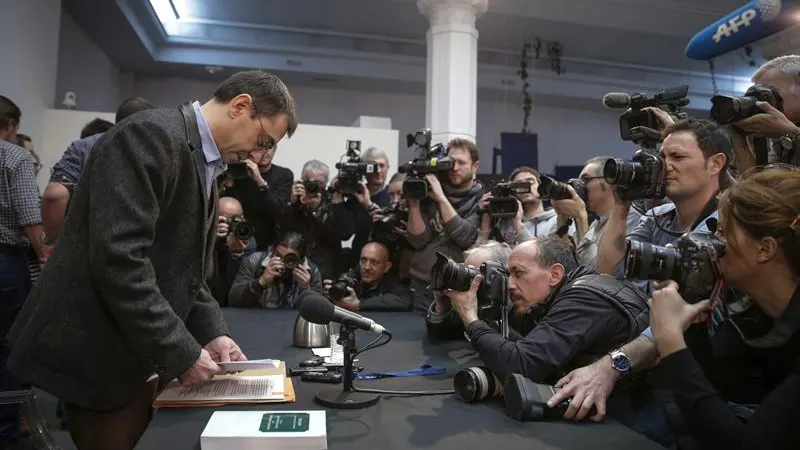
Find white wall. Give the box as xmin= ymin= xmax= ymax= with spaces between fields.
xmin=131 ymin=76 xmax=631 ymax=175
xmin=55 ymin=10 xmax=122 ymax=113
xmin=0 ymin=0 xmax=62 ymax=153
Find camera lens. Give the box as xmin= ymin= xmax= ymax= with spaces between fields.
xmin=329 ymin=282 xmax=348 ymax=301
xmin=431 ymin=252 xmax=478 ymax=291
xmin=537 ymin=176 xmax=571 ymax=201
xmin=232 ymin=221 xmax=255 ymax=241
xmin=453 ymin=367 xmax=501 ymax=403
xmin=624 ymin=240 xmax=680 ymax=282
xmin=282 ymin=254 xmax=300 ymax=271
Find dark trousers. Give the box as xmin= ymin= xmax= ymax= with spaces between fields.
xmin=64 ymin=378 xmax=163 ymax=450
xmin=0 ymin=248 xmax=31 ymax=445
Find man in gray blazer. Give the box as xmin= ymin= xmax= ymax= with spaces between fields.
xmin=6 ymin=70 xmax=297 ymax=450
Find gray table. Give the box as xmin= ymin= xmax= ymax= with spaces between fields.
xmin=136 ymin=309 xmax=664 ymax=450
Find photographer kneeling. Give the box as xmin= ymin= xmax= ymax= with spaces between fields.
xmin=444 ymin=236 xmax=649 ymax=384
xmin=645 ymin=167 xmax=800 ymax=450
xmin=229 ymin=231 xmax=322 ymax=309
xmin=323 ymin=241 xmax=412 ymax=312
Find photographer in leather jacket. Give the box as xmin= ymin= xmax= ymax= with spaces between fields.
xmin=445 ymin=236 xmax=649 ymax=384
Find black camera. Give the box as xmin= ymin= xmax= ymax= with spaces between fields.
xmin=225 ymin=162 xmax=250 ymax=180
xmin=334 ymin=140 xmax=378 ymax=196
xmin=488 ymin=181 xmax=532 ymax=217
xmin=431 ymin=252 xmax=509 ymax=321
xmin=625 ymin=231 xmax=725 ymax=303
xmin=453 ymin=366 xmax=503 ymax=403
xmin=329 ymin=272 xmax=359 ymax=301
xmin=398 ymin=129 xmax=452 ymax=200
xmin=282 ymin=253 xmax=301 ymax=273
xmin=224 ymin=215 xmax=255 ymax=241
xmin=372 ymin=203 xmax=409 ymax=238
xmin=603 ymin=150 xmax=667 ymax=201
xmin=302 ymin=179 xmax=323 ymax=196
xmin=710 ymin=84 xmax=783 ymax=125
xmin=605 ymin=85 xmax=690 ymax=148
xmin=537 ymin=176 xmax=587 ymax=202
xmin=504 ymin=373 xmax=575 ymax=421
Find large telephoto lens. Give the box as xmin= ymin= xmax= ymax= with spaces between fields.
xmin=603 ymin=158 xmax=642 ymax=187
xmin=431 ymin=252 xmax=479 ymax=291
xmin=624 ymin=240 xmax=680 ymax=282
xmin=537 ymin=176 xmax=571 ymax=200
xmin=454 ymin=367 xmax=501 ymax=403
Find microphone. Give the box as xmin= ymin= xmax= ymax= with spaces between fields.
xmin=299 ymin=291 xmax=388 ymax=334
xmin=685 ymin=0 xmax=798 ymax=61
xmin=602 ymin=93 xmax=631 ymax=109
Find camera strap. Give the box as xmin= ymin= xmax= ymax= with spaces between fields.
xmin=355 ymin=364 xmax=447 ymax=380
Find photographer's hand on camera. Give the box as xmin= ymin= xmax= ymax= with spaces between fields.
xmin=547 ymin=357 xmax=619 ymax=422
xmin=641 ymin=106 xmax=676 ymax=131
xmin=425 ymin=174 xmax=447 ymax=203
xmin=334 ymin=287 xmax=360 ymax=312
xmin=649 ymin=280 xmax=712 ymax=357
xmin=243 ymin=159 xmax=267 ymax=187
xmin=735 ymin=101 xmax=800 ymax=138
xmin=226 ymin=234 xmax=247 ymax=255
xmin=291 ymin=182 xmax=306 ymax=204
xmin=259 ymin=257 xmax=284 ymax=286
xmin=551 ymin=185 xmax=589 ymax=242
xmin=446 ymin=274 xmax=482 ymax=325
xmin=216 ymin=215 xmax=230 ymax=238
xmin=293 ymin=265 xmax=312 ymax=291
xmin=354 ymin=182 xmax=373 ymax=208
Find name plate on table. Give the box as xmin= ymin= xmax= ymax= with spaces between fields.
xmin=201 ymin=410 xmax=327 ymax=450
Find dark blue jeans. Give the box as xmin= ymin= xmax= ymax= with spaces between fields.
xmin=0 ymin=249 xmax=31 ymax=445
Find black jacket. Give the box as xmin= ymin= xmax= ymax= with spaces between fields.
xmin=463 ymin=266 xmax=649 ymax=384
xmin=348 ymin=270 xmax=413 ymax=312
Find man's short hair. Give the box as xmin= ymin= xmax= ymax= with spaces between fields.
xmin=465 ymin=241 xmax=513 ymax=265
xmin=276 ymin=231 xmax=308 ymax=259
xmin=752 ymin=55 xmax=800 ymax=81
xmin=116 ymin=97 xmax=155 ymax=123
xmin=389 ymin=172 xmax=406 ymax=184
xmin=532 ymin=236 xmax=578 ymax=273
xmin=363 ymin=147 xmax=388 ymax=163
xmin=213 ymin=70 xmax=298 ymax=138
xmin=301 ymin=159 xmax=330 ymax=184
xmin=0 ymin=96 xmax=21 ymax=129
xmin=663 ymin=118 xmax=732 ymax=184
xmin=81 ymin=118 xmax=114 ymax=139
xmin=447 ymin=138 xmax=480 ymax=163
xmin=509 ymin=166 xmax=540 ymax=182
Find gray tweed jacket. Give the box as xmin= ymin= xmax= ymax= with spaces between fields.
xmin=7 ymin=107 xmax=229 ymax=410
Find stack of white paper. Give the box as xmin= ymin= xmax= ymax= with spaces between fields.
xmin=201 ymin=410 xmax=327 ymax=450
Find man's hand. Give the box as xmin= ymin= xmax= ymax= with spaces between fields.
xmin=204 ymin=336 xmax=247 ymax=363
xmin=217 ymin=215 xmax=229 ymax=238
xmin=641 ymin=107 xmax=675 ymax=131
xmin=291 ymin=182 xmax=306 ymax=204
xmin=425 ymin=174 xmax=447 ymax=203
xmin=649 ymin=280 xmax=712 ymax=357
xmin=447 ymin=274 xmax=482 ymax=325
xmin=355 ymin=183 xmax=372 ymax=207
xmin=550 ymin=186 xmax=586 ymax=220
xmin=243 ymin=159 xmax=266 ymax=187
xmin=293 ymin=266 xmax=312 ymax=291
xmin=735 ymin=101 xmax=800 ymax=138
xmin=180 ymin=349 xmax=223 ymax=386
xmin=259 ymin=256 xmax=283 ymax=285
xmin=334 ymin=287 xmax=360 ymax=311
xmin=479 ymin=192 xmax=492 ymax=217
xmin=226 ymin=235 xmax=247 ymax=254
xmin=393 ymin=220 xmax=408 ymax=237
xmin=546 ymin=356 xmax=620 ymax=422
xmin=322 ymin=279 xmax=332 ymax=295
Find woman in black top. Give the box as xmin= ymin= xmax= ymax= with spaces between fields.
xmin=650 ymin=167 xmax=800 ymax=450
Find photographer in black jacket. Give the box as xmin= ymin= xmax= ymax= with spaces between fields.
xmin=323 ymin=241 xmax=412 ymax=312
xmin=445 ymin=236 xmax=649 ymax=384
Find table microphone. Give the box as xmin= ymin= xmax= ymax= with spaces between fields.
xmin=298 ymin=291 xmax=388 ymax=334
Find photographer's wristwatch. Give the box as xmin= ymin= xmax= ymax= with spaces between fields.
xmin=609 ymin=350 xmax=632 ymax=377
xmin=778 ymin=129 xmax=800 ymax=152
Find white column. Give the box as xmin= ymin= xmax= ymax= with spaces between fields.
xmin=418 ymin=0 xmax=487 ymax=146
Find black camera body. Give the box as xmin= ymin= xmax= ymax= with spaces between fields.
xmin=603 ymin=150 xmax=667 ymax=201
xmin=537 ymin=176 xmax=587 ymax=202
xmin=372 ymin=203 xmax=409 ymax=237
xmin=225 ymin=215 xmax=255 ymax=241
xmin=504 ymin=373 xmax=576 ymax=421
xmin=303 ymin=179 xmax=323 ymax=196
xmin=488 ymin=181 xmax=531 ymax=217
xmin=334 ymin=140 xmax=378 ymax=196
xmin=399 ymin=129 xmax=452 ymax=200
xmin=710 ymin=83 xmax=783 ymax=125
xmin=329 ymin=272 xmax=359 ymax=302
xmin=616 ymin=85 xmax=690 ymax=147
xmin=431 ymin=252 xmax=509 ymax=320
xmin=625 ymin=231 xmax=725 ymax=303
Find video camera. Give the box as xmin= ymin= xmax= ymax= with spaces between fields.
xmin=398 ymin=129 xmax=452 ymax=200
xmin=602 ymin=150 xmax=667 ymax=201
xmin=334 ymin=140 xmax=378 ymax=196
xmin=329 ymin=271 xmax=359 ymax=302
xmin=603 ymin=85 xmax=690 ymax=148
xmin=710 ymin=83 xmax=783 ymax=125
xmin=624 ymin=231 xmax=725 ymax=303
xmin=537 ymin=176 xmax=587 ymax=202
xmin=488 ymin=181 xmax=532 ymax=217
xmin=430 ymin=252 xmax=508 ymax=323
xmin=223 ymin=215 xmax=255 ymax=241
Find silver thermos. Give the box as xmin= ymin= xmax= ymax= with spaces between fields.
xmin=293 ymin=313 xmax=333 ymax=348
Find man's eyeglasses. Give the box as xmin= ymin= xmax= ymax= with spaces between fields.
xmin=251 ymin=103 xmax=275 ymax=151
xmin=579 ymin=175 xmax=604 ymax=184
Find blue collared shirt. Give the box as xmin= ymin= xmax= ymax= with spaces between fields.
xmin=191 ymin=101 xmax=225 ymax=199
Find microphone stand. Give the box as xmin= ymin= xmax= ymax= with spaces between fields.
xmin=313 ymin=324 xmax=380 ymax=409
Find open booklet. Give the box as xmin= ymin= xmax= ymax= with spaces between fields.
xmin=154 ymin=362 xmax=296 ymax=408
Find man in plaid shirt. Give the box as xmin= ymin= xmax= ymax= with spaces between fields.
xmin=0 ymin=96 xmax=46 ymax=448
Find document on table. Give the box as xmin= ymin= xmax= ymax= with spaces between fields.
xmin=156 ymin=375 xmax=286 ymax=403
xmin=219 ymin=359 xmax=280 ymax=372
